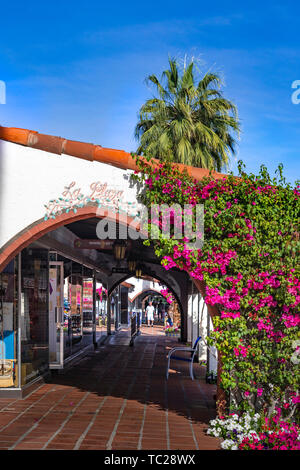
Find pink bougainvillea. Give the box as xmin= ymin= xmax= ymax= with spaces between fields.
xmin=160 ymin=288 xmax=174 ymax=304
xmin=133 ymin=155 xmax=300 ymax=421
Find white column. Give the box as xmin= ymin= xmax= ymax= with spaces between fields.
xmin=187 ymin=292 xmax=193 ymax=343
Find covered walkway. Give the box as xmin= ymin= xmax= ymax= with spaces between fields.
xmin=0 ymin=326 xmax=220 ymax=450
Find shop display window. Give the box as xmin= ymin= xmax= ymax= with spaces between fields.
xmin=0 ymin=258 xmax=19 ymax=388
xmin=21 ymin=248 xmax=49 ymax=385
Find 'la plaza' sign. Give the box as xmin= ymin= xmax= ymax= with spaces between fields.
xmin=44 ymin=181 xmax=140 ymax=220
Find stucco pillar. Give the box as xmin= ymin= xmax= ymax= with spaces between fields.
xmin=107 ymin=295 xmax=111 ymax=335
xmin=191 ymin=278 xmax=227 ymax=417
xmin=92 ymin=271 xmax=97 ymax=349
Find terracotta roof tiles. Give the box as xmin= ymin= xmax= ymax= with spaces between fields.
xmin=0 ymin=125 xmax=227 ymax=181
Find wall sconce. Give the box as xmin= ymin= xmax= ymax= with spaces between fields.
xmin=113 ymin=241 xmax=126 ymax=261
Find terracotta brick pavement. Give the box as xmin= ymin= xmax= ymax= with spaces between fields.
xmin=0 ymin=325 xmax=220 ymax=450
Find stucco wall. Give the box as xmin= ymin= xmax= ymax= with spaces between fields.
xmin=0 ymin=140 xmax=139 ymax=250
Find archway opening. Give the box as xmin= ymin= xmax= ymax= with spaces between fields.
xmin=0 ymin=210 xmax=192 ymax=392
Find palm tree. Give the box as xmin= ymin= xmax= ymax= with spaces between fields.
xmin=135 ymin=58 xmax=240 ymax=171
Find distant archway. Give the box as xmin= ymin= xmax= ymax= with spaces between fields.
xmin=108 ymin=273 xmax=184 ymax=333
xmin=129 ymin=288 xmax=162 ymax=303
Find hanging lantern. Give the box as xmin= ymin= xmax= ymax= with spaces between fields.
xmin=135 ymin=265 xmax=142 ymax=278
xmin=128 ymin=259 xmax=136 ymax=272
xmin=113 ymin=241 xmax=126 ymax=261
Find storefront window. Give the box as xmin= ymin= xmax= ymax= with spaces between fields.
xmin=69 ymin=274 xmax=83 ymax=346
xmin=96 ymin=283 xmax=107 ymax=337
xmin=63 ymin=262 xmax=95 ymax=358
xmin=64 ymin=262 xmax=84 ymax=356
xmin=0 ymin=258 xmax=19 ymax=388
xmin=82 ymin=267 xmax=93 ymax=344
xmin=21 ymin=248 xmax=49 ymax=385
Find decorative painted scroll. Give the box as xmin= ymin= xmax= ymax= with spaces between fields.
xmin=44 ymin=181 xmax=140 ymax=220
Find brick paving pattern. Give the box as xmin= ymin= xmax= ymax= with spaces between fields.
xmin=0 ymin=326 xmax=220 ymax=450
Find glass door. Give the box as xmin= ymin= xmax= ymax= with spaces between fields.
xmin=49 ymin=262 xmax=64 ymax=369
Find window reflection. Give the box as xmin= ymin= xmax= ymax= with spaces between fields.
xmin=21 ymin=249 xmax=49 ymax=385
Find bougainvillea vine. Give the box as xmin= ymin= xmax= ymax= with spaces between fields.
xmin=132 ymin=154 xmax=300 ymax=421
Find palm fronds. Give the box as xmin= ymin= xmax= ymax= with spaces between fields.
xmin=135 ymin=58 xmax=240 ymax=171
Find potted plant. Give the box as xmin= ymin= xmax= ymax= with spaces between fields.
xmin=164 ymin=326 xmax=181 ymax=337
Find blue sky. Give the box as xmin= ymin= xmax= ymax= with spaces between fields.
xmin=0 ymin=0 xmax=299 ymax=183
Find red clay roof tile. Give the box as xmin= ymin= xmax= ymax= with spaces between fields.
xmin=0 ymin=125 xmax=226 ymax=181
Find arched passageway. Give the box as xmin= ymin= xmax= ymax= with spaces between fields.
xmin=0 ymin=210 xmax=192 ymax=398
xmin=0 ymin=125 xmax=220 ymax=416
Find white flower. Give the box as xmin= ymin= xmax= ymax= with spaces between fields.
xmin=208 ymin=412 xmax=266 ymax=445
xmin=221 ymin=439 xmax=238 ymax=450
